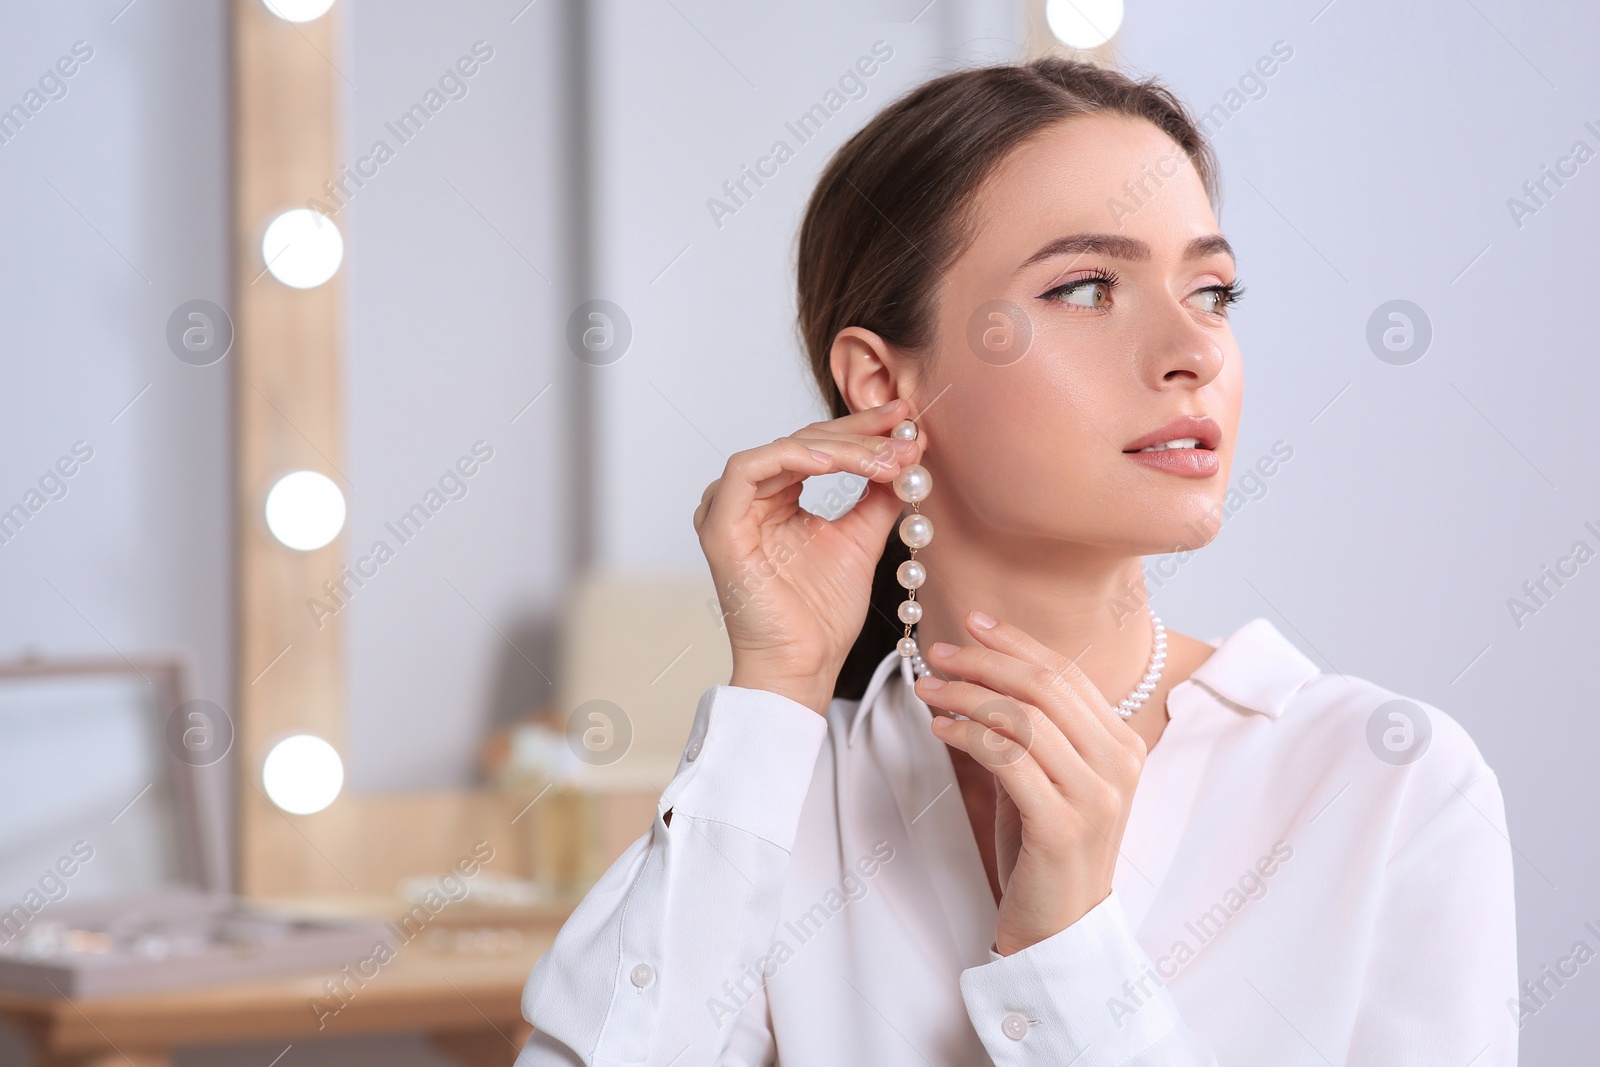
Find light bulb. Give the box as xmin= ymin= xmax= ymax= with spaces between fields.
xmin=264 ymin=470 xmax=346 ymax=551
xmin=262 ymin=0 xmax=337 ymax=24
xmin=262 ymin=734 xmax=344 ymax=815
xmin=261 ymin=208 xmax=344 ymax=289
xmin=1045 ymin=0 xmax=1124 ymax=49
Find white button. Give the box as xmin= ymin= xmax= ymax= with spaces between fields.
xmin=685 ymin=738 xmax=702 ymax=761
xmin=630 ymin=962 xmax=655 ymax=988
xmin=1000 ymin=1012 xmax=1029 ymax=1040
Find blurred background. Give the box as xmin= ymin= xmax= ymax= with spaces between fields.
xmin=0 ymin=0 xmax=1594 ymax=1063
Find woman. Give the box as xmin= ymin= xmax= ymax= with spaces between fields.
xmin=517 ymin=57 xmax=1517 ymax=1065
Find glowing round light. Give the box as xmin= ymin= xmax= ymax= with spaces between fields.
xmin=264 ymin=471 xmax=346 ymax=551
xmin=261 ymin=208 xmax=344 ymax=289
xmin=1045 ymin=0 xmax=1124 ymax=49
xmin=262 ymin=734 xmax=345 ymax=815
xmin=261 ymin=0 xmax=337 ymax=23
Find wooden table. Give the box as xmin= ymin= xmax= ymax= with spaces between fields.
xmin=0 ymin=898 xmax=568 ymax=1067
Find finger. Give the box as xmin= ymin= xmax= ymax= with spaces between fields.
xmin=963 ymin=613 xmax=1147 ymax=757
xmin=814 ymin=397 xmax=912 ymax=436
xmin=696 ymin=472 xmax=793 ymax=533
xmin=766 ymin=437 xmax=906 ymax=490
xmin=737 ymin=466 xmax=812 ymax=506
xmin=916 ymin=676 xmax=1097 ymax=796
xmin=925 ymin=622 xmax=1133 ymax=768
xmin=693 ymin=478 xmax=721 ymax=533
xmin=711 ymin=399 xmax=926 ymax=521
xmin=929 ymin=715 xmax=1062 ymax=821
xmin=699 ymin=439 xmax=840 ymax=541
xmin=933 ymin=712 xmax=1127 ymax=849
xmin=825 ymin=475 xmax=914 ymax=550
xmin=799 ymin=399 xmax=933 ymax=473
xmin=740 ymin=449 xmax=899 ymax=514
xmin=793 ymin=426 xmax=925 ymax=468
xmin=783 ymin=420 xmax=929 ymax=539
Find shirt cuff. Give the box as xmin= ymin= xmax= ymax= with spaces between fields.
xmin=959 ymin=890 xmax=1181 ymax=1064
xmin=659 ymin=683 xmax=829 ymax=852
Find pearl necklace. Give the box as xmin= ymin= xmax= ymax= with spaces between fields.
xmin=905 ymin=614 xmax=1166 ymax=721
xmin=885 ymin=417 xmax=1168 ymax=721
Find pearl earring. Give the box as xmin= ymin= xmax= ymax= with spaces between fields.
xmin=888 ymin=418 xmax=935 ymax=681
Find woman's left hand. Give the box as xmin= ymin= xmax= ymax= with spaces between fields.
xmin=913 ymin=610 xmax=1149 ymax=957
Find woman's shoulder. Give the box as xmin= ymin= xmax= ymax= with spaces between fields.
xmin=1190 ymin=617 xmax=1494 ymax=774
xmin=1187 ymin=618 xmax=1504 ymax=851
xmin=1277 ymin=669 xmax=1496 ymax=783
xmin=1281 ymin=671 xmax=1509 ymax=867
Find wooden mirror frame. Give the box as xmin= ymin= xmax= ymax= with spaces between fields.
xmin=230 ymin=0 xmax=532 ymax=900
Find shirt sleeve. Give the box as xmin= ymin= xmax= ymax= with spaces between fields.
xmin=957 ymin=767 xmax=1519 ymax=1066
xmin=958 ymin=890 xmax=1221 ymax=1065
xmin=515 ymin=683 xmax=829 ymax=1066
xmin=1344 ymin=768 xmax=1519 ymax=1063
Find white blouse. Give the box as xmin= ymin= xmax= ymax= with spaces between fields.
xmin=514 ymin=617 xmax=1518 ymax=1065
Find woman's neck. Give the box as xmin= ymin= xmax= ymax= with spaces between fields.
xmin=913 ymin=539 xmax=1154 ymax=695
xmin=909 ymin=523 xmax=1208 ymax=751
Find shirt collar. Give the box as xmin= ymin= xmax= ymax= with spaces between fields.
xmin=1185 ymin=616 xmax=1321 ymax=719
xmin=846 ymin=615 xmax=1319 ymax=744
xmin=846 ymin=644 xmax=916 ymax=746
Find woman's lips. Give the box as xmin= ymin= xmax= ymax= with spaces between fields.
xmin=1124 ymin=448 xmax=1220 ymax=477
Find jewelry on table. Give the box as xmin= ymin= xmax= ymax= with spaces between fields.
xmin=888 ymin=416 xmax=1168 ymax=719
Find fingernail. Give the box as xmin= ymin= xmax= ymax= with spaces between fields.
xmin=918 ymin=675 xmax=945 ymax=690
xmin=969 ymin=610 xmax=996 ymax=629
xmin=889 ymin=438 xmax=913 ymax=453
xmin=876 ymin=399 xmax=901 ymax=412
xmin=930 ymin=641 xmax=958 ymax=658
xmin=809 ymin=449 xmax=831 ymax=463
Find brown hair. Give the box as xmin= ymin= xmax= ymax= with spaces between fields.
xmin=796 ymin=57 xmax=1220 ymax=701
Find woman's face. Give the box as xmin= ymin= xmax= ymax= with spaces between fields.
xmin=912 ymin=112 xmax=1242 ymax=558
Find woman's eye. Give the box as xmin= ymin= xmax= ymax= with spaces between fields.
xmin=1050 ymin=278 xmax=1111 ymax=308
xmin=1187 ymin=285 xmax=1238 ymax=316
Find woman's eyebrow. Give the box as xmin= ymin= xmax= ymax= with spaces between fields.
xmin=1184 ymin=234 xmax=1235 ymax=262
xmin=1015 ymin=232 xmax=1235 ymax=271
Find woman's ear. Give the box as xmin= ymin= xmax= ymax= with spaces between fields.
xmin=829 ymin=326 xmax=906 ymax=414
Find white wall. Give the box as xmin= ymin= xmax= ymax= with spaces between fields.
xmin=0 ymin=6 xmax=232 ymax=819
xmin=340 ymin=0 xmax=575 ymax=790
xmin=0 ymin=2 xmax=232 ymax=1059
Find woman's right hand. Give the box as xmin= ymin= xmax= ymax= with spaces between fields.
xmin=693 ymin=397 xmax=928 ymax=716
